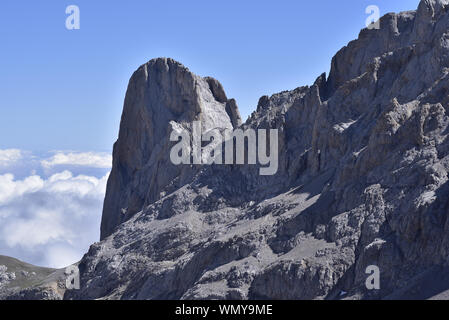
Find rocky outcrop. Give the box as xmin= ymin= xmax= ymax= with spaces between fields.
xmin=69 ymin=0 xmax=449 ymax=300
xmin=0 ymin=255 xmax=66 ymax=300
xmin=0 ymin=265 xmax=16 ymax=288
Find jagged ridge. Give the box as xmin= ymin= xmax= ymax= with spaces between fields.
xmin=55 ymin=0 xmax=449 ymax=300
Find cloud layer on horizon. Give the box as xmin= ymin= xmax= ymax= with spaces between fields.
xmin=41 ymin=151 xmax=112 ymax=169
xmin=0 ymin=149 xmax=111 ymax=268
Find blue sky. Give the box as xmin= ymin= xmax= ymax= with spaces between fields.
xmin=0 ymin=0 xmax=420 ymax=153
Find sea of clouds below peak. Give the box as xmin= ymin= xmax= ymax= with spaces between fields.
xmin=0 ymin=149 xmax=111 ymax=268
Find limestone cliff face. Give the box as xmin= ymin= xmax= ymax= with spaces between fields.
xmin=71 ymin=0 xmax=449 ymax=300
xmin=101 ymin=58 xmax=241 ymax=239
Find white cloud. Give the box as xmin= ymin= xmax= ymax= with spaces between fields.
xmin=3 ymin=208 xmax=70 ymax=249
xmin=41 ymin=151 xmax=112 ymax=169
xmin=0 ymin=149 xmax=23 ymax=167
xmin=0 ymin=159 xmax=110 ymax=268
xmin=45 ymin=245 xmax=82 ymax=270
xmin=0 ymin=174 xmax=44 ymax=203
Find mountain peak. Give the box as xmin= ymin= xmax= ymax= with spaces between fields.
xmin=100 ymin=57 xmax=241 ymax=239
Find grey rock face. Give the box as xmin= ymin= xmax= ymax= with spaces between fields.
xmin=101 ymin=58 xmax=239 ymax=239
xmin=0 ymin=265 xmax=16 ymax=288
xmin=70 ymin=0 xmax=449 ymax=300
